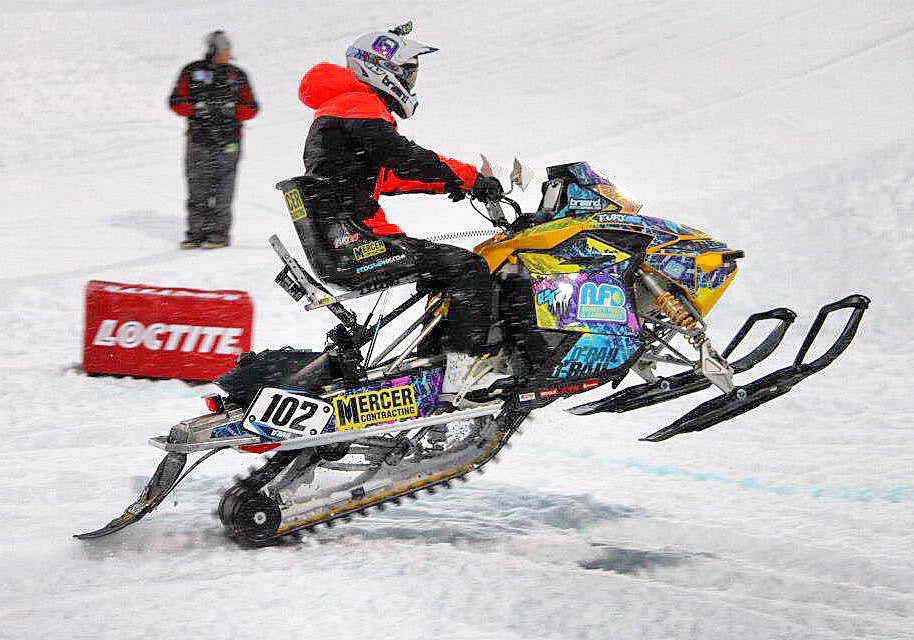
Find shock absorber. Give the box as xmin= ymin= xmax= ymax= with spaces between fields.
xmin=640 ymin=270 xmax=705 ymax=346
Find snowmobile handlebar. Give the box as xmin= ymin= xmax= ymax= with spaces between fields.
xmin=473 ymin=193 xmax=522 ymax=229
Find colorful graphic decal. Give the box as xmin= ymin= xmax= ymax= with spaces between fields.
xmin=554 ymin=235 xmax=626 ymax=265
xmin=530 ymin=269 xmax=640 ymax=335
xmin=372 ymin=35 xmax=400 ymax=58
xmin=697 ymin=259 xmax=737 ymax=291
xmin=667 ymin=239 xmax=729 ymax=253
xmin=322 ymin=368 xmax=443 ymax=434
xmin=588 ymin=212 xmax=703 ymax=239
xmin=211 ymin=421 xmax=247 ymax=439
xmin=552 ymin=332 xmax=641 ymax=379
xmin=646 ymin=253 xmax=697 ymax=291
xmin=578 ymin=282 xmax=627 ymax=322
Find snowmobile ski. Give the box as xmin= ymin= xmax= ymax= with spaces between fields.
xmin=567 ymin=307 xmax=797 ymax=415
xmin=641 ymin=294 xmax=870 ymax=441
xmin=74 ymin=448 xmax=225 ymax=539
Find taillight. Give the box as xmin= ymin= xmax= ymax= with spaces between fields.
xmin=204 ymin=394 xmax=225 ymax=413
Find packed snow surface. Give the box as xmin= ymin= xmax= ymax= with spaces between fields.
xmin=2 ymin=2 xmax=912 ymax=638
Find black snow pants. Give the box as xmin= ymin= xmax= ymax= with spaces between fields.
xmin=185 ymin=140 xmax=240 ymax=243
xmin=301 ymin=217 xmax=494 ymax=356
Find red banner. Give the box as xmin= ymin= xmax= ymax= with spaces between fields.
xmin=82 ymin=280 xmax=254 ymax=381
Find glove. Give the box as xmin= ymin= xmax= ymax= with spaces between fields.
xmin=445 ymin=181 xmax=466 ymax=202
xmin=471 ymin=175 xmax=504 ymax=202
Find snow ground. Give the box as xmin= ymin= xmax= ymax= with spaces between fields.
xmin=1 ymin=2 xmax=912 ymax=639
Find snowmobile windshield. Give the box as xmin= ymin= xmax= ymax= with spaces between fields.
xmin=566 ymin=162 xmax=642 ymax=214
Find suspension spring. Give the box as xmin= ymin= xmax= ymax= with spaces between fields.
xmin=641 ymin=270 xmax=705 ymax=347
xmin=654 ymin=292 xmax=703 ymax=346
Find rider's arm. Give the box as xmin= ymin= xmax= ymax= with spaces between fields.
xmin=351 ymin=120 xmax=478 ymax=195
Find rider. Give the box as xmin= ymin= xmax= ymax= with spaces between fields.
xmin=298 ymin=22 xmax=507 ymax=404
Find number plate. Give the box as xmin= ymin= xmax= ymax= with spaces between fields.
xmin=242 ymin=387 xmax=333 ymax=438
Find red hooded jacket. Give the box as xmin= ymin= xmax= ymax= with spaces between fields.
xmin=299 ymin=63 xmax=477 ymax=236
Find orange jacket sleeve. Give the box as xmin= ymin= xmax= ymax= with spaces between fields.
xmin=377 ymin=154 xmax=478 ymax=196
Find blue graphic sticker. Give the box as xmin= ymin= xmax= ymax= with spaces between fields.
xmin=552 ymin=332 xmax=640 ymax=379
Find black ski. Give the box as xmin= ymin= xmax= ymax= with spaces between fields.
xmin=74 ymin=448 xmax=225 ymax=540
xmin=642 ymin=294 xmax=870 ymax=441
xmin=567 ymin=307 xmax=797 ymax=415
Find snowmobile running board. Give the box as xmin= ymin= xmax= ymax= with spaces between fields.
xmin=148 ymin=401 xmax=504 ymax=454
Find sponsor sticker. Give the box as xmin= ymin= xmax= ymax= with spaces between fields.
xmin=333 ymin=384 xmax=418 ymax=431
xmin=536 ymin=379 xmax=601 ymax=399
xmin=355 ymin=254 xmax=405 ymax=273
xmin=92 ymin=320 xmax=243 ymax=354
xmin=372 ymin=35 xmax=400 ymax=58
xmin=569 ymin=197 xmax=604 ymax=210
xmin=353 ymin=240 xmax=386 ymax=261
xmin=102 ymin=285 xmax=241 ymax=301
xmin=332 ymin=233 xmax=361 ymax=248
xmin=518 ymin=392 xmax=536 ymax=403
xmin=577 ymin=282 xmax=627 ymax=323
xmin=284 ymin=189 xmax=308 ymax=221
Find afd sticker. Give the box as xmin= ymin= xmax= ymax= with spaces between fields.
xmin=353 ymin=240 xmax=386 ymax=261
xmin=577 ymin=283 xmax=627 ymax=322
xmin=284 ymin=189 xmax=307 ymax=221
xmin=333 ymin=385 xmax=418 ymax=431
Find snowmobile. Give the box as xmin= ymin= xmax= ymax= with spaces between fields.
xmin=76 ymin=161 xmax=869 ymax=544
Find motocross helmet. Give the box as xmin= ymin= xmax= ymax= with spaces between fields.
xmin=345 ymin=22 xmax=438 ymax=118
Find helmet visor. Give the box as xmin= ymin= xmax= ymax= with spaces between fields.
xmin=399 ymin=63 xmax=418 ymax=91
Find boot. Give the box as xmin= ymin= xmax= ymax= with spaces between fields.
xmin=440 ymin=350 xmax=510 ymax=408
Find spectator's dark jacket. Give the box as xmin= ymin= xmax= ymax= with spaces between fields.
xmin=170 ymin=60 xmax=258 ymax=145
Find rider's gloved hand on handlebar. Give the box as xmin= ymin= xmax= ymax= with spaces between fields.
xmin=445 ymin=181 xmax=466 ymax=202
xmin=471 ymin=175 xmax=504 ymax=202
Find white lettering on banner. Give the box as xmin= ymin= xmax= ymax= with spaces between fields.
xmin=102 ymin=285 xmax=242 ymax=302
xmin=92 ymin=320 xmax=244 ymax=354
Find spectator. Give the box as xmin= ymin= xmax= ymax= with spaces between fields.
xmin=169 ymin=30 xmax=259 ymax=249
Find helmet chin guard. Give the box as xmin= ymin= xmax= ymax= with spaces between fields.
xmin=346 ymin=24 xmax=437 ymax=118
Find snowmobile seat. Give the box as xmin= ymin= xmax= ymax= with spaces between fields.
xmin=276 ymin=176 xmax=422 ymax=293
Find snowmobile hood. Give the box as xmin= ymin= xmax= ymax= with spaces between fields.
xmin=299 ymin=62 xmax=395 ymax=123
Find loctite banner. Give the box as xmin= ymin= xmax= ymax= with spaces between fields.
xmin=83 ymin=280 xmax=253 ymax=381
